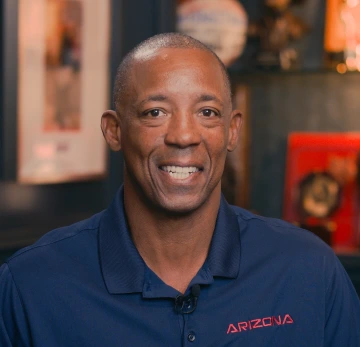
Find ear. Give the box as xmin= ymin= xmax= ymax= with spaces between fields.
xmin=101 ymin=110 xmax=122 ymax=151
xmin=227 ymin=110 xmax=243 ymax=152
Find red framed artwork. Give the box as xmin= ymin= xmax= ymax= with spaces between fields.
xmin=284 ymin=132 xmax=360 ymax=252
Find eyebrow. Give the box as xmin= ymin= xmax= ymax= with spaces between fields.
xmin=138 ymin=95 xmax=168 ymax=108
xmin=196 ymin=94 xmax=224 ymax=107
xmin=137 ymin=93 xmax=224 ymax=108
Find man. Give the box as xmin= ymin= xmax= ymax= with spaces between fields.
xmin=1 ymin=33 xmax=359 ymax=346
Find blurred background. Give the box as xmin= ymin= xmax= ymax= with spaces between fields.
xmin=1 ymin=0 xmax=360 ymax=295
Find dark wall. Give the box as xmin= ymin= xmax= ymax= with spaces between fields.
xmin=232 ymin=72 xmax=360 ymax=218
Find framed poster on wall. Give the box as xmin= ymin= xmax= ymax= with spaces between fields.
xmin=17 ymin=0 xmax=110 ymax=184
xmin=324 ymin=0 xmax=360 ymax=71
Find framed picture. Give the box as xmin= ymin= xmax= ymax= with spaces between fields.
xmin=17 ymin=0 xmax=110 ymax=184
xmin=283 ymin=132 xmax=360 ymax=252
xmin=324 ymin=0 xmax=360 ymax=71
xmin=222 ymin=84 xmax=251 ymax=208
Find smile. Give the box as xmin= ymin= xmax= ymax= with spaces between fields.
xmin=160 ymin=166 xmax=200 ymax=180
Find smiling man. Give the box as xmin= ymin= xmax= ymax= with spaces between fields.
xmin=100 ymin=36 xmax=241 ymax=294
xmin=1 ymin=33 xmax=360 ymax=346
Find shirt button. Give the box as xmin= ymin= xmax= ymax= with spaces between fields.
xmin=187 ymin=332 xmax=196 ymax=342
xmin=186 ymin=300 xmax=192 ymax=310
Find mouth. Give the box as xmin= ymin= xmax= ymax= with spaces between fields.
xmin=159 ymin=165 xmax=201 ymax=180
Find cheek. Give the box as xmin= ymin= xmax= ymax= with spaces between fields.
xmin=121 ymin=126 xmax=163 ymax=167
xmin=204 ymin=128 xmax=229 ymax=179
xmin=206 ymin=127 xmax=229 ymax=154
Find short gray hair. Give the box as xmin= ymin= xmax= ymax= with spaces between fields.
xmin=113 ymin=32 xmax=231 ymax=111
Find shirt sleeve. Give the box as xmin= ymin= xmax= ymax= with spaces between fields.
xmin=0 ymin=263 xmax=31 ymax=347
xmin=324 ymin=253 xmax=360 ymax=346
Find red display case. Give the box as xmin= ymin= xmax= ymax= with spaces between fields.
xmin=284 ymin=133 xmax=360 ymax=252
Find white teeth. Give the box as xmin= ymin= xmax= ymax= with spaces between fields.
xmin=169 ymin=172 xmax=191 ymax=179
xmin=161 ymin=166 xmax=199 ymax=179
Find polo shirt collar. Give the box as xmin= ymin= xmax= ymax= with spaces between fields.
xmin=99 ymin=186 xmax=241 ymax=295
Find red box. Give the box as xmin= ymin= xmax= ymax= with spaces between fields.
xmin=283 ymin=133 xmax=360 ymax=252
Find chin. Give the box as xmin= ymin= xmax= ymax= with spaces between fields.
xmin=154 ymin=191 xmax=214 ymax=216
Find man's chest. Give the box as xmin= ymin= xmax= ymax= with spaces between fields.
xmin=23 ymin=274 xmax=325 ymax=347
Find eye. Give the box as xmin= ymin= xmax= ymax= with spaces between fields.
xmin=144 ymin=109 xmax=166 ymax=117
xmin=200 ymin=109 xmax=219 ymax=117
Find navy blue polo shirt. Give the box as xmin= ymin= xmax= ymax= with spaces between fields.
xmin=1 ymin=186 xmax=360 ymax=346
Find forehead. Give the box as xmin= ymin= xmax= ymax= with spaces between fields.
xmin=127 ymin=47 xmax=228 ymax=103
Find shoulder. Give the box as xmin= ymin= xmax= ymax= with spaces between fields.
xmin=5 ymin=211 xmax=104 ymax=272
xmin=229 ymin=205 xmax=353 ymax=298
xmin=230 ymin=205 xmax=335 ymax=259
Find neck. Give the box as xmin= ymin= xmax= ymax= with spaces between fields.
xmin=124 ymin=183 xmax=221 ymax=293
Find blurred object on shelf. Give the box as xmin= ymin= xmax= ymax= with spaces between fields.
xmin=248 ymin=0 xmax=310 ymax=70
xmin=284 ymin=133 xmax=360 ymax=252
xmin=328 ymin=154 xmax=358 ymax=186
xmin=176 ymin=0 xmax=248 ymax=66
xmin=325 ymin=0 xmax=360 ymax=72
xmin=298 ymin=172 xmax=341 ymax=219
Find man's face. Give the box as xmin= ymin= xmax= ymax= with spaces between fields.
xmin=115 ymin=48 xmax=241 ymax=214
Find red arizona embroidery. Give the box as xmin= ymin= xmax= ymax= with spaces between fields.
xmin=226 ymin=314 xmax=294 ymax=334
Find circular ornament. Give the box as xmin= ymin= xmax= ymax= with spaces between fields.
xmin=177 ymin=0 xmax=248 ymax=66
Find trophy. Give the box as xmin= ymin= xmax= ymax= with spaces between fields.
xmin=248 ymin=0 xmax=309 ymax=70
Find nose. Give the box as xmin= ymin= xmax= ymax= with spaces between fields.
xmin=164 ymin=112 xmax=201 ymax=148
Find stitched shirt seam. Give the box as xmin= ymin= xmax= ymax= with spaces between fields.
xmin=5 ymin=263 xmax=32 ymax=343
xmin=233 ymin=210 xmax=301 ymax=231
xmin=7 ymin=226 xmax=99 ymax=262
